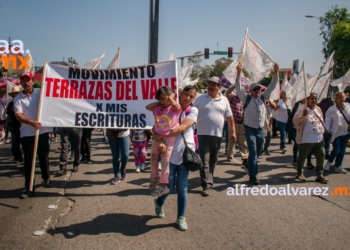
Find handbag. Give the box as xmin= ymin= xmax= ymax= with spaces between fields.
xmin=337 ymin=106 xmax=350 ymax=134
xmin=179 ymin=109 xmax=203 ymax=172
xmin=309 ymin=108 xmax=332 ymax=141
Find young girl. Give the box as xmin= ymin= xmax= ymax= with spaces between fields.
xmin=146 ymin=86 xmax=181 ymax=197
xmin=130 ymin=129 xmax=148 ymax=173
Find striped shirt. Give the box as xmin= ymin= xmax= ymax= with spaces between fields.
xmin=236 ymin=75 xmax=279 ymax=129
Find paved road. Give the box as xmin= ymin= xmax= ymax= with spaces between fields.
xmin=1 ymin=131 xmax=350 ymax=249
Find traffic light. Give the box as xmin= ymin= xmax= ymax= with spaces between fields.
xmin=204 ymin=48 xmax=209 ymax=59
xmin=228 ymin=47 xmax=233 ymax=58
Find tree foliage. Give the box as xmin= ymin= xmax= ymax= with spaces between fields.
xmin=211 ymin=57 xmax=233 ymax=78
xmin=328 ymin=21 xmax=350 ymax=77
xmin=319 ymin=5 xmax=350 ymax=59
xmin=67 ymin=57 xmax=78 ymax=65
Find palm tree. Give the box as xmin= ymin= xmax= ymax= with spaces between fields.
xmin=67 ymin=57 xmax=78 ymax=65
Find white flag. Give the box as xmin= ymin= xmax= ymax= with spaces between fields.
xmin=307 ymin=73 xmax=320 ymax=91
xmin=289 ymin=62 xmax=309 ymax=108
xmin=81 ymin=52 xmax=106 ymax=69
xmin=270 ymin=76 xmax=280 ymax=101
xmin=320 ymin=51 xmax=335 ymax=76
xmin=23 ymin=52 xmax=35 ymax=74
xmin=331 ymin=68 xmax=350 ymax=92
xmin=239 ymin=30 xmax=274 ymax=83
xmin=284 ymin=73 xmax=298 ymax=97
xmin=177 ymin=64 xmax=193 ymax=87
xmin=223 ymin=58 xmax=239 ymax=84
xmin=169 ymin=50 xmax=175 ymax=60
xmin=179 ymin=77 xmax=199 ymax=89
xmin=280 ymin=73 xmax=288 ymax=91
xmin=315 ymin=72 xmax=332 ymax=103
xmin=107 ymin=48 xmax=120 ymax=69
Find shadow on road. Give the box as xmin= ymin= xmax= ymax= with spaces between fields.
xmin=51 ymin=213 xmax=171 ymax=238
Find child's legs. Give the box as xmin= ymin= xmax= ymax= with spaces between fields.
xmin=133 ymin=142 xmax=142 ymax=166
xmin=150 ymin=140 xmax=160 ymax=179
xmin=159 ymin=137 xmax=176 ymax=184
xmin=140 ymin=141 xmax=147 ymax=164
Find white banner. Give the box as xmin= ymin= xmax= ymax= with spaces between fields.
xmin=240 ymin=33 xmax=274 ymax=83
xmin=289 ymin=62 xmax=308 ymax=108
xmin=312 ymin=72 xmax=332 ymax=96
xmin=307 ymin=73 xmax=319 ymax=90
xmin=107 ymin=48 xmax=120 ymax=69
xmin=177 ymin=64 xmax=193 ymax=87
xmin=39 ymin=61 xmax=178 ymax=129
xmin=320 ymin=51 xmax=335 ymax=76
xmin=280 ymin=73 xmax=288 ymax=91
xmin=318 ymin=74 xmax=332 ymax=103
xmin=331 ymin=68 xmax=350 ymax=92
xmin=223 ymin=58 xmax=239 ymax=84
xmin=284 ymin=73 xmax=298 ymax=97
xmin=81 ymin=52 xmax=106 ymax=69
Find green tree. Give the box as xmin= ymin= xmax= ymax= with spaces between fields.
xmin=67 ymin=57 xmax=78 ymax=65
xmin=211 ymin=57 xmax=233 ymax=77
xmin=328 ymin=21 xmax=350 ymax=77
xmin=197 ymin=65 xmax=212 ymax=87
xmin=319 ymin=5 xmax=350 ymax=59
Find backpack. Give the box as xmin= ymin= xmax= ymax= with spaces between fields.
xmin=243 ymin=95 xmax=265 ymax=110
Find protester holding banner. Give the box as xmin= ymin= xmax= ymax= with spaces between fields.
xmin=324 ymin=92 xmax=350 ymax=174
xmin=0 ymin=89 xmax=9 ymax=144
xmin=81 ymin=128 xmax=94 ymax=164
xmin=292 ymin=92 xmax=328 ymax=183
xmin=193 ymin=76 xmax=236 ymax=196
xmin=154 ymin=85 xmax=198 ymax=231
xmin=6 ymin=86 xmax=23 ymax=163
xmin=56 ymin=127 xmax=82 ymax=175
xmin=146 ymin=86 xmax=182 ymax=197
xmin=14 ymin=72 xmax=52 ymax=198
xmin=272 ymin=91 xmax=290 ymax=154
xmin=236 ymin=62 xmax=279 ymax=185
xmin=107 ymin=129 xmax=130 ymax=184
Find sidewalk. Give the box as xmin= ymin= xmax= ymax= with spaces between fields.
xmin=0 ymin=131 xmax=350 ymax=249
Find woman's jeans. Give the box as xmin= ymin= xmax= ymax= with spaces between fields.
xmin=328 ymin=134 xmax=350 ymax=167
xmin=276 ymin=121 xmax=287 ymax=150
xmin=108 ymin=136 xmax=130 ymax=177
xmin=156 ymin=163 xmax=189 ymax=217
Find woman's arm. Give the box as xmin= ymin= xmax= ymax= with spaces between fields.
xmin=293 ymin=108 xmax=308 ymax=125
xmin=146 ymin=101 xmax=160 ymax=111
xmin=167 ymin=117 xmax=195 ymax=136
xmin=169 ymin=93 xmax=181 ymax=111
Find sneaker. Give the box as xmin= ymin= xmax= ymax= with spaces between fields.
xmin=264 ymin=149 xmax=270 ymax=156
xmin=151 ymin=184 xmax=170 ymax=197
xmin=43 ymin=179 xmax=52 ymax=188
xmin=56 ymin=169 xmax=67 ymax=176
xmin=20 ymin=190 xmax=34 ymax=199
xmin=120 ymin=170 xmax=127 ymax=180
xmin=158 ymin=162 xmax=161 ymax=171
xmin=81 ymin=157 xmax=87 ymax=163
xmin=281 ymin=148 xmax=287 ymax=154
xmin=176 ymin=216 xmax=188 ymax=231
xmin=154 ymin=198 xmax=165 ymax=218
xmin=149 ymin=178 xmax=159 ymax=190
xmin=227 ymin=157 xmax=232 ymax=162
xmin=72 ymin=165 xmax=78 ymax=172
xmin=292 ymin=161 xmax=297 ymax=166
xmin=135 ymin=167 xmax=140 ymax=173
xmin=5 ymin=139 xmax=10 ymax=143
xmin=324 ymin=161 xmax=331 ymax=171
xmin=249 ymin=177 xmax=260 ymax=185
xmin=201 ymin=188 xmax=210 ymax=197
xmin=140 ymin=164 xmax=145 ymax=171
xmin=334 ymin=166 xmax=347 ymax=174
xmin=110 ymin=177 xmax=120 ymax=185
xmin=86 ymin=159 xmax=92 ymax=164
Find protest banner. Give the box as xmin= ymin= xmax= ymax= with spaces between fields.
xmin=331 ymin=68 xmax=350 ymax=92
xmin=39 ymin=60 xmax=178 ymax=129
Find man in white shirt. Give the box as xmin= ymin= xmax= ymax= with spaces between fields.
xmin=14 ymin=72 xmax=52 ymax=199
xmin=0 ymin=89 xmax=9 ymax=143
xmin=193 ymin=76 xmax=236 ymax=196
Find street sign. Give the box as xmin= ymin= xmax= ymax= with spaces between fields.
xmin=214 ymin=51 xmax=228 ymax=55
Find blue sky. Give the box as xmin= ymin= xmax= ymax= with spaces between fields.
xmin=1 ymin=0 xmax=349 ymax=75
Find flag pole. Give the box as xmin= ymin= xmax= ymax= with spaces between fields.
xmin=302 ymin=62 xmax=308 ymax=104
xmin=29 ymin=62 xmax=47 ymax=192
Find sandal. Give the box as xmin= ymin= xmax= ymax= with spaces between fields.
xmin=315 ymin=176 xmax=329 ymax=184
xmin=295 ymin=175 xmax=306 ymax=181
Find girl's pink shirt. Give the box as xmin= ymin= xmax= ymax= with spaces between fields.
xmin=153 ymin=105 xmax=181 ymax=135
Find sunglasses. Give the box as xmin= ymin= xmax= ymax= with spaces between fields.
xmin=252 ymin=88 xmax=261 ymax=92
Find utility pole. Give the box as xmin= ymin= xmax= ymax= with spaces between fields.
xmin=149 ymin=0 xmax=159 ymax=64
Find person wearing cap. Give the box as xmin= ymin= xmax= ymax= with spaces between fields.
xmin=14 ymin=72 xmax=52 ymax=198
xmin=236 ymin=62 xmax=279 ymax=185
xmin=6 ymin=86 xmax=23 ymax=163
xmin=193 ymin=76 xmax=237 ymax=196
xmin=0 ymin=89 xmax=9 ymax=144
